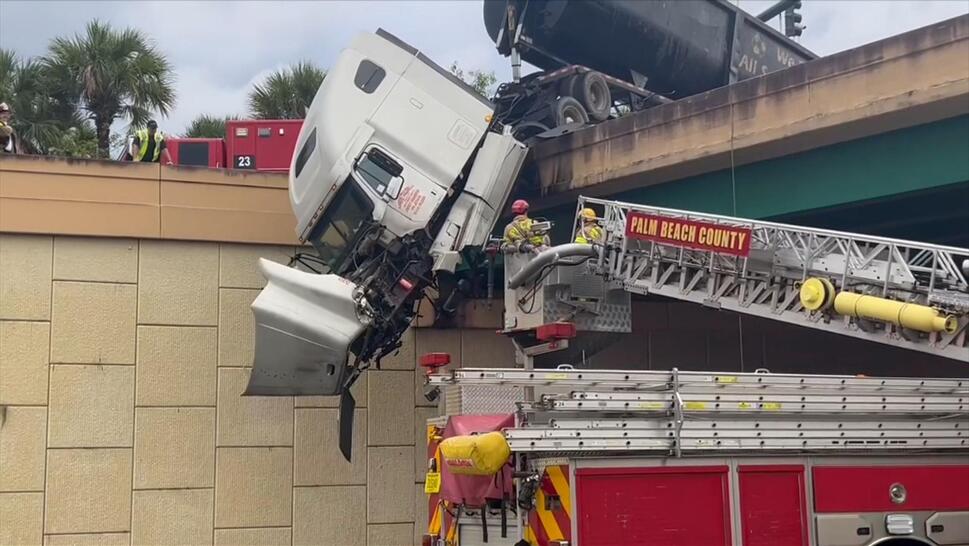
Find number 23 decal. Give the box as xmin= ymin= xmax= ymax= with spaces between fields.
xmin=234 ymin=155 xmax=255 ymax=169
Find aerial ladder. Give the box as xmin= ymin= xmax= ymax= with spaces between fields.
xmin=420 ymin=196 xmax=969 ymax=546
xmin=503 ymin=195 xmax=969 ymax=362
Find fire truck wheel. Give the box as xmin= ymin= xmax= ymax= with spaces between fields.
xmin=576 ymin=71 xmax=612 ymax=121
xmin=553 ymin=96 xmax=589 ymax=127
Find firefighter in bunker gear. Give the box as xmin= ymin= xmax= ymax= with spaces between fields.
xmin=574 ymin=207 xmax=603 ymax=244
xmin=502 ymin=199 xmax=549 ymax=252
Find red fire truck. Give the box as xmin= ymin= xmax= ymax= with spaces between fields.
xmin=167 ymin=119 xmax=302 ymax=172
xmin=424 ymin=364 xmax=969 ymax=546
xmin=418 ymin=197 xmax=969 ymax=546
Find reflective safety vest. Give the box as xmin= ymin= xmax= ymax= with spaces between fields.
xmin=503 ymin=215 xmax=546 ymax=246
xmin=574 ymin=223 xmax=603 ymax=244
xmin=135 ymin=129 xmax=164 ymax=161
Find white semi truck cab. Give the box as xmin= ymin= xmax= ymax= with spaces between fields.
xmin=246 ymin=30 xmax=527 ymax=411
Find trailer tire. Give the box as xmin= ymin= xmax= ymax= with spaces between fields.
xmin=575 ymin=72 xmax=611 ymax=121
xmin=553 ymin=96 xmax=589 ymax=127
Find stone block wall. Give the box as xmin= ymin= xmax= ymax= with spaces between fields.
xmin=0 ymin=233 xmax=514 ymax=546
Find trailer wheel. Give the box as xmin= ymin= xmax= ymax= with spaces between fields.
xmin=575 ymin=72 xmax=611 ymax=121
xmin=553 ymin=96 xmax=589 ymax=127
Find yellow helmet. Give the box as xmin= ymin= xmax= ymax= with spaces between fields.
xmin=581 ymin=208 xmax=597 ymax=221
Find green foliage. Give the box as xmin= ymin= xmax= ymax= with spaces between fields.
xmin=184 ymin=114 xmax=239 ymax=138
xmin=0 ymin=48 xmax=89 ymax=154
xmin=43 ymin=19 xmax=176 ymax=158
xmin=47 ymin=125 xmax=98 ymax=158
xmin=249 ymin=61 xmax=326 ymax=119
xmin=448 ymin=62 xmax=498 ymax=98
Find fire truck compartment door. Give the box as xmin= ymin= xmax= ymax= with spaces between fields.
xmin=245 ymin=258 xmax=368 ymax=396
xmin=927 ymin=511 xmax=969 ymax=545
xmin=814 ymin=514 xmax=872 ymax=546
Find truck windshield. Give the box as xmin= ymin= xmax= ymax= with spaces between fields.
xmin=307 ymin=180 xmax=374 ymax=273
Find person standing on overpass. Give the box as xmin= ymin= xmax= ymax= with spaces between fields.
xmin=131 ymin=120 xmax=173 ymax=165
xmin=0 ymin=102 xmax=20 ymax=154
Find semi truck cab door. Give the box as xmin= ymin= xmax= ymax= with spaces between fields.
xmin=354 ymin=144 xmax=443 ymax=232
xmin=354 ymin=146 xmax=404 ymax=200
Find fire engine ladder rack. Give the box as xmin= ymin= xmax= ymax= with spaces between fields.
xmin=429 ymin=367 xmax=969 ymax=456
xmin=576 ymin=196 xmax=969 ymax=361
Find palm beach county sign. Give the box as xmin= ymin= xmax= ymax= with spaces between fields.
xmin=625 ymin=212 xmax=753 ymax=257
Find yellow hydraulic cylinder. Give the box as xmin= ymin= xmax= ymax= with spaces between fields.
xmin=832 ymin=290 xmax=958 ymax=334
xmin=800 ymin=277 xmax=836 ymax=311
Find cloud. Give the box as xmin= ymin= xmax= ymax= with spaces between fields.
xmin=798 ymin=1 xmax=969 ymax=55
xmin=1 ymin=0 xmax=965 ymax=136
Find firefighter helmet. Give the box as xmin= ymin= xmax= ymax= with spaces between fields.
xmin=581 ymin=208 xmax=597 ymax=221
xmin=511 ymin=199 xmax=529 ymax=214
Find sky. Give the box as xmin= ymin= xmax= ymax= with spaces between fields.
xmin=1 ymin=0 xmax=967 ymax=136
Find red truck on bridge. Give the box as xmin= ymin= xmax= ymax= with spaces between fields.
xmin=167 ymin=118 xmax=302 ymax=172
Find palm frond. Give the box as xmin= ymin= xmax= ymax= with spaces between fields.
xmin=248 ymin=60 xmax=325 ymax=119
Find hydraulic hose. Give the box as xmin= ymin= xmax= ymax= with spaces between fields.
xmin=506 ymin=244 xmax=598 ymax=289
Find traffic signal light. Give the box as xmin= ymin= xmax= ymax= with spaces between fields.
xmin=785 ymin=1 xmax=805 ymax=37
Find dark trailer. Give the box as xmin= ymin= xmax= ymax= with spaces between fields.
xmin=485 ymin=0 xmax=818 ymax=134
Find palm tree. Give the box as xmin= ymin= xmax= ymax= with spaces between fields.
xmin=248 ymin=61 xmax=325 ymax=119
xmin=184 ymin=114 xmax=238 ymax=138
xmin=0 ymin=48 xmax=16 ymax=100
xmin=43 ymin=20 xmax=176 ymax=158
xmin=0 ymin=48 xmax=89 ymax=154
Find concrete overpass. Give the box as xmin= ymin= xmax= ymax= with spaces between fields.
xmin=527 ymin=15 xmax=969 ymax=246
xmin=0 ymin=156 xmax=294 ymax=244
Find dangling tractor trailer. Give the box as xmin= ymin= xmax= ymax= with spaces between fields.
xmin=245 ymin=0 xmax=816 ymax=408
xmin=245 ymin=29 xmax=529 ymax=430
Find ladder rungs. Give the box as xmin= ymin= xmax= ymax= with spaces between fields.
xmin=505 ymin=436 xmax=968 ymax=453
xmin=547 ymin=418 xmax=966 ymax=431
xmin=508 ymin=427 xmax=964 ymax=440
xmin=431 ymin=368 xmax=967 ymax=393
xmin=569 ymin=391 xmax=967 ymax=405
xmin=540 ymin=399 xmax=966 ymax=414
